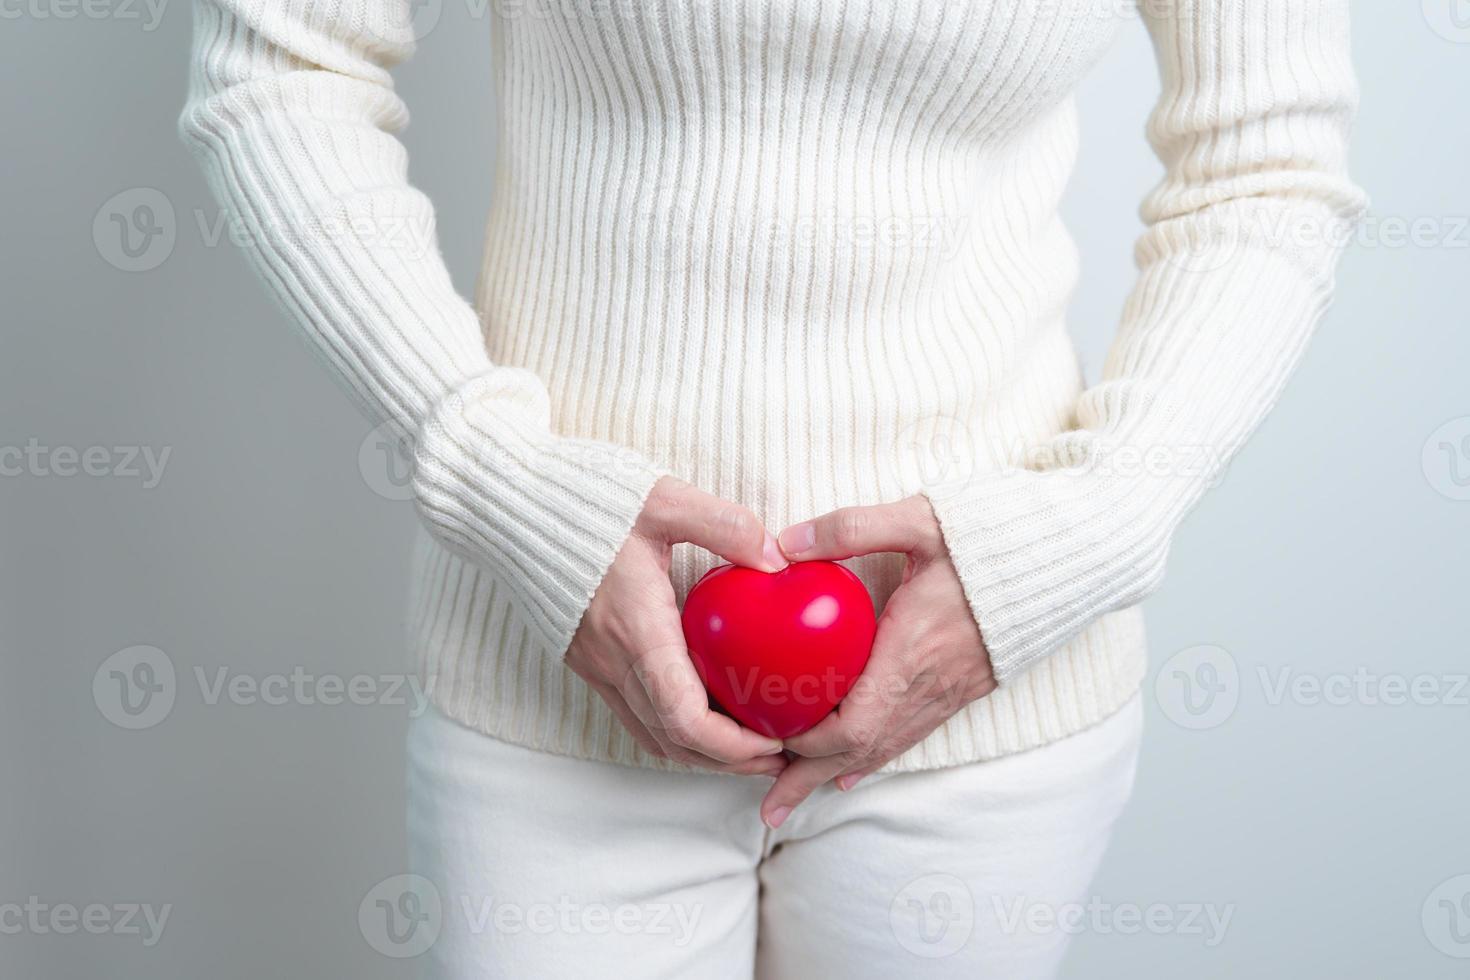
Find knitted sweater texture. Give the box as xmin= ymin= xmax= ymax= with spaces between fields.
xmin=181 ymin=0 xmax=1364 ymax=770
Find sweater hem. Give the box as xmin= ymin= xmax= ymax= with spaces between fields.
xmin=410 ymin=537 xmax=1148 ymax=774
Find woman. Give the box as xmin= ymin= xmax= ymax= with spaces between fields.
xmin=181 ymin=0 xmax=1363 ymax=975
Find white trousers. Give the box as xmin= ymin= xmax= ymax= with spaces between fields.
xmin=405 ymin=694 xmax=1142 ymax=979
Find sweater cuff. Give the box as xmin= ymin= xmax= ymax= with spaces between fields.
xmin=923 ymin=456 xmax=1182 ymax=685
xmin=925 ymin=216 xmax=1358 ymax=683
xmin=410 ymin=370 xmax=665 ymax=658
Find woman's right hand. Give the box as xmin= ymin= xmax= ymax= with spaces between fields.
xmin=565 ymin=477 xmax=791 ymax=775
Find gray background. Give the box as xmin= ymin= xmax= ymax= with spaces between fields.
xmin=3 ymin=1 xmax=1466 ymax=976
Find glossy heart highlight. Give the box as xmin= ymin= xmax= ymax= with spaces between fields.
xmin=681 ymin=561 xmax=877 ymax=739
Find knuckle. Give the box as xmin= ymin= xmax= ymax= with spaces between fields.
xmin=709 ymin=504 xmax=759 ymax=550
xmin=660 ymin=709 xmax=703 ymax=747
xmin=833 ymin=508 xmax=870 ymax=549
xmin=645 ymin=670 xmax=699 ymax=717
xmin=844 ymin=722 xmax=881 ymax=755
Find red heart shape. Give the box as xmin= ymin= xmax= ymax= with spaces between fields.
xmin=681 ymin=561 xmax=877 ymax=739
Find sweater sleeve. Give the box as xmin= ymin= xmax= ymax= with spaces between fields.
xmin=923 ymin=0 xmax=1367 ymax=682
xmin=178 ymin=0 xmax=664 ymax=656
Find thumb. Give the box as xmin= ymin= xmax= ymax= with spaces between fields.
xmin=643 ymin=479 xmax=786 ymax=572
xmin=778 ymin=497 xmax=937 ymax=561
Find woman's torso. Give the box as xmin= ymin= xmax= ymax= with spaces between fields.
xmin=475 ymin=0 xmax=1123 ymax=600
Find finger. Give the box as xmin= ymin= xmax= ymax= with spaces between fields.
xmin=759 ymin=668 xmax=903 ymax=823
xmin=643 ymin=479 xmax=785 ymax=572
xmin=783 ymin=649 xmax=903 ymax=760
xmin=783 ymin=708 xmax=883 ymax=761
xmin=832 ymin=701 xmax=953 ymax=790
xmin=659 ymin=702 xmax=789 ymax=764
xmin=588 ymin=679 xmax=667 ymax=761
xmin=637 ymin=658 xmax=787 ymax=764
xmin=624 ymin=650 xmax=785 ymax=763
xmin=727 ymin=754 xmax=791 ymax=778
xmin=614 ymin=677 xmax=785 ymax=774
xmin=778 ymin=496 xmax=938 ymax=562
xmin=617 ymin=675 xmax=709 ymax=763
xmin=582 ymin=647 xmax=700 ymax=767
xmin=760 ymin=754 xmax=852 ymax=827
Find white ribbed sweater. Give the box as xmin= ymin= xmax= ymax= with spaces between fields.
xmin=181 ymin=0 xmax=1363 ymax=771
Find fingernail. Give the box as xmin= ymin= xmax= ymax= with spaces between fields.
xmin=779 ymin=523 xmax=816 ymax=558
xmin=765 ymin=805 xmax=792 ymax=829
xmin=760 ymin=741 xmax=786 ymax=756
xmin=835 ymin=774 xmax=864 ymax=792
xmin=762 ymin=533 xmax=788 ymax=572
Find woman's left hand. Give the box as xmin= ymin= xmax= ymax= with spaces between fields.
xmin=759 ymin=495 xmax=997 ymax=828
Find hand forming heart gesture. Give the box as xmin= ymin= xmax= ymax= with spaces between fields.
xmin=757 ymin=496 xmax=997 ymax=828
xmin=569 ymin=483 xmax=997 ymax=821
xmin=565 ymin=477 xmax=792 ymax=776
